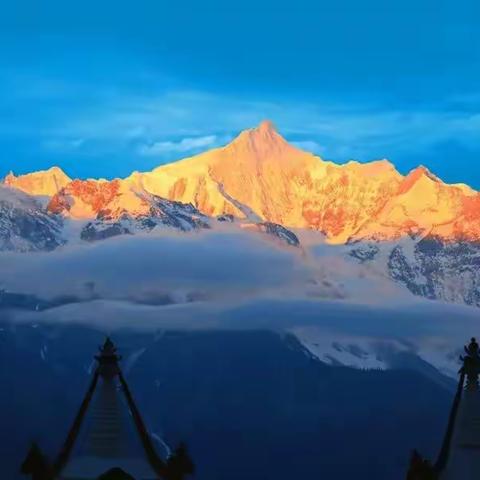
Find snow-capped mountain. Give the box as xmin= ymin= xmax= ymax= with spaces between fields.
xmin=349 ymin=237 xmax=480 ymax=307
xmin=4 ymin=166 xmax=71 ymax=197
xmin=0 ymin=173 xmax=300 ymax=249
xmin=2 ymin=120 xmax=480 ymax=306
xmin=127 ymin=120 xmax=480 ymax=244
xmin=6 ymin=121 xmax=479 ymax=244
xmin=0 ymin=185 xmax=64 ymax=252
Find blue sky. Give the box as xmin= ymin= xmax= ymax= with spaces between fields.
xmin=1 ymin=0 xmax=479 ymax=187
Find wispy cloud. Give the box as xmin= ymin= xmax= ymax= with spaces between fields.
xmin=291 ymin=140 xmax=325 ymax=155
xmin=138 ymin=135 xmax=218 ymax=156
xmin=43 ymin=138 xmax=86 ymax=151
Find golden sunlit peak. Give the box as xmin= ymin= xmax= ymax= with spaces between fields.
xmin=256 ymin=119 xmax=277 ymax=133
xmin=4 ymin=170 xmax=16 ymax=181
xmin=3 ymin=165 xmax=72 ymax=197
xmin=407 ymin=165 xmax=442 ymax=183
xmin=242 ymin=120 xmax=280 ymax=141
xmin=46 ymin=165 xmax=68 ymax=174
xmin=228 ymin=119 xmax=290 ymax=156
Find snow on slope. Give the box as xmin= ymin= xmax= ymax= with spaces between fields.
xmin=0 ymin=185 xmax=64 ymax=252
xmin=4 ymin=166 xmax=71 ymax=197
xmin=292 ymin=326 xmax=463 ymax=380
xmin=348 ymin=237 xmax=480 ymax=307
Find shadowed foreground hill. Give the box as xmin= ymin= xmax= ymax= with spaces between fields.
xmin=0 ymin=324 xmax=451 ymax=480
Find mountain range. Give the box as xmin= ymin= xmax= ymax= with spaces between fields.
xmin=2 ymin=121 xmax=480 ymax=306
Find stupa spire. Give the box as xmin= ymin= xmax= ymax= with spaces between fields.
xmin=406 ymin=337 xmax=480 ymax=480
xmin=21 ymin=338 xmax=194 ymax=480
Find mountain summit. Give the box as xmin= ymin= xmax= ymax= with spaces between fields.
xmin=4 ymin=166 xmax=71 ymax=197
xmin=229 ymin=120 xmax=293 ymax=157
xmin=130 ymin=120 xmax=332 ymax=223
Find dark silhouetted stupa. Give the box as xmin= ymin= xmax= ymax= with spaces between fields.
xmin=21 ymin=338 xmax=194 ymax=480
xmin=406 ymin=337 xmax=480 ymax=480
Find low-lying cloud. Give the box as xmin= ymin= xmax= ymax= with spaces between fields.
xmin=2 ymin=228 xmax=478 ymax=378
xmin=0 ymin=229 xmax=308 ymax=301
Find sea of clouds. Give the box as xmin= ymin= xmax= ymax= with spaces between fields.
xmin=0 ymin=229 xmax=477 ymax=378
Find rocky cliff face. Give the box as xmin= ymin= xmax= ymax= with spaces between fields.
xmin=79 ymin=195 xmax=211 ymax=242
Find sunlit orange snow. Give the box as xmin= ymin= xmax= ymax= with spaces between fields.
xmin=7 ymin=121 xmax=480 ymax=243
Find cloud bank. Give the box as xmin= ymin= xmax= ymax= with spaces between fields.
xmin=0 ymin=229 xmax=308 ymax=301
xmin=1 ymin=228 xmax=478 ymax=379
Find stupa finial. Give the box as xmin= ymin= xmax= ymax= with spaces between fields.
xmin=461 ymin=337 xmax=480 ymax=390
